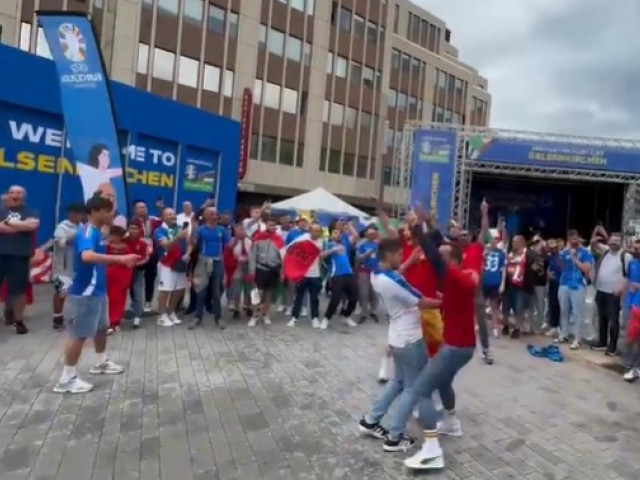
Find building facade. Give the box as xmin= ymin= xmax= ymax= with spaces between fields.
xmin=0 ymin=0 xmax=491 ymax=210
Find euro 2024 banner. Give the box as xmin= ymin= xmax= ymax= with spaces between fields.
xmin=38 ymin=13 xmax=127 ymax=226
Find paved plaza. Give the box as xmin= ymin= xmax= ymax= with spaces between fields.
xmin=0 ymin=286 xmax=639 ymax=480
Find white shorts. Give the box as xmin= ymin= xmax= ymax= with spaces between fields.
xmin=157 ymin=264 xmax=187 ymax=292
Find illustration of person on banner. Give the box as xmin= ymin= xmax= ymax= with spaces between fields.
xmin=76 ymin=143 xmax=123 ymax=202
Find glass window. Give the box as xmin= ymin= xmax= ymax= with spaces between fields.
xmin=408 ymin=96 xmax=417 ymax=115
xmin=259 ymin=25 xmax=267 ymax=48
xmin=386 ymin=128 xmax=394 ymax=149
xmin=411 ymin=57 xmax=420 ymax=76
xmin=375 ymin=70 xmax=382 ymax=89
xmin=366 ymin=21 xmax=377 ymax=44
xmin=253 ymin=79 xmax=263 ymax=104
xmin=137 ymin=43 xmax=149 ymax=74
xmin=319 ymin=148 xmax=327 ymax=171
xmin=421 ymin=20 xmax=429 ymax=47
xmin=158 ymin=0 xmax=179 ymax=15
xmin=328 ymin=150 xmax=341 ymax=174
xmin=95 ymin=0 xmax=105 ymax=7
xmin=224 ymin=70 xmax=234 ymax=97
xmin=453 ymin=113 xmax=461 ymax=124
xmin=229 ymin=12 xmax=239 ymax=38
xmin=346 ymin=107 xmax=357 ymax=129
xmin=342 ymin=153 xmax=355 ymax=176
xmin=356 ymin=156 xmax=368 ymax=178
xmin=326 ymin=52 xmax=334 ymax=74
xmin=203 ymin=64 xmax=221 ymax=92
xmin=330 ymin=103 xmax=344 ymax=126
xmin=250 ymin=134 xmax=260 ymax=160
xmin=19 ymin=22 xmax=30 ymax=51
xmin=435 ymin=106 xmax=444 ymax=122
xmin=299 ymin=91 xmax=308 ymax=115
xmin=360 ymin=111 xmax=371 ymax=129
xmin=397 ymin=92 xmax=407 ymax=110
xmin=268 ymin=29 xmax=285 ymax=56
xmin=184 ymin=0 xmax=204 ymax=24
xmin=335 ymin=56 xmax=348 ymax=78
xmin=391 ymin=49 xmax=400 ymax=70
xmin=261 ymin=136 xmax=277 ymax=163
xmin=264 ymin=82 xmax=281 ymax=109
xmin=208 ymin=6 xmax=225 ymax=33
xmin=303 ymin=43 xmax=312 ymax=66
xmin=153 ymin=48 xmax=175 ymax=81
xmin=444 ymin=109 xmax=453 ymax=123
xmin=306 ymin=0 xmax=315 ymax=15
xmin=363 ymin=66 xmax=374 ymax=87
xmin=178 ymin=56 xmax=199 ymax=88
xmin=387 ymin=89 xmax=397 ymax=108
xmin=282 ymin=87 xmax=298 ymax=114
xmin=350 ymin=61 xmax=362 ymax=85
xmin=36 ymin=27 xmax=52 ymax=59
xmin=280 ymin=140 xmax=295 ymax=166
xmin=339 ymin=7 xmax=352 ymax=32
xmin=401 ymin=54 xmax=411 ymax=72
xmin=286 ymin=36 xmax=302 ymax=62
xmin=323 ymin=100 xmax=330 ymax=123
xmin=354 ymin=14 xmax=365 ymax=38
xmin=383 ymin=166 xmax=392 ymax=186
xmin=296 ymin=143 xmax=304 ymax=167
xmin=369 ymin=157 xmax=376 ymax=180
xmin=437 ymin=70 xmax=447 ymax=88
xmin=290 ymin=0 xmax=305 ymax=11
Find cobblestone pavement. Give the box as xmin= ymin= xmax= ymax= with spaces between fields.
xmin=0 ymin=286 xmax=639 ymax=480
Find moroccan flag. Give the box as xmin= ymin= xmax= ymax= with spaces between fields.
xmin=283 ymin=233 xmax=321 ymax=283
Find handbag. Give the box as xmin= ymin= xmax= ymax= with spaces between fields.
xmin=171 ymin=258 xmax=188 ymax=273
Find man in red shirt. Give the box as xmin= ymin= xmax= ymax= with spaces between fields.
xmin=392 ymin=223 xmax=478 ymax=471
xmin=451 ymin=199 xmax=493 ymax=365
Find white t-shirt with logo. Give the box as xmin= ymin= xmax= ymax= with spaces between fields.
xmin=371 ymin=272 xmax=422 ymax=348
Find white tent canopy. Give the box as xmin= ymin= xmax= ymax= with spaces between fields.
xmin=270 ymin=187 xmax=371 ymax=222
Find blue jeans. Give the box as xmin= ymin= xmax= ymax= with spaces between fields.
xmin=129 ymin=269 xmax=144 ymax=318
xmin=366 ymin=339 xmax=434 ymax=440
xmin=195 ymin=258 xmax=223 ymax=320
xmin=391 ymin=344 xmax=474 ymax=433
xmin=558 ymin=285 xmax=586 ymax=340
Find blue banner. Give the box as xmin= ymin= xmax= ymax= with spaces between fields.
xmin=38 ymin=13 xmax=127 ymax=225
xmin=468 ymin=135 xmax=640 ymax=174
xmin=410 ymin=129 xmax=457 ymax=225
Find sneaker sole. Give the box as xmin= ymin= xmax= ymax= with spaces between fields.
xmin=404 ymin=455 xmax=445 ymax=470
xmin=357 ymin=425 xmax=386 ymax=440
xmin=437 ymin=430 xmax=463 ymax=437
xmin=383 ymin=443 xmax=414 ymax=452
xmin=53 ymin=386 xmax=94 ymax=394
xmin=89 ymin=369 xmax=125 ymax=375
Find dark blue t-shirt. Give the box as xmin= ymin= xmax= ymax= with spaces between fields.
xmin=327 ymin=240 xmax=353 ymax=277
xmin=69 ymin=224 xmax=106 ymax=297
xmin=198 ymin=225 xmax=230 ymax=257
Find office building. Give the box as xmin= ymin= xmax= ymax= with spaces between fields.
xmin=0 ymin=0 xmax=491 ymax=209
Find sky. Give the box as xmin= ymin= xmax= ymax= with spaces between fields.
xmin=419 ymin=0 xmax=640 ymax=139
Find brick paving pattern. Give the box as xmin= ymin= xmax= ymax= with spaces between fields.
xmin=0 ymin=286 xmax=639 ymax=479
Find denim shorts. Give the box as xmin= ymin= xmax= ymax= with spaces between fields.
xmin=64 ymin=295 xmax=108 ymax=339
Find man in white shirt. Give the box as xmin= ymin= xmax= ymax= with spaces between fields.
xmin=358 ymin=237 xmax=441 ymax=453
xmin=176 ymin=202 xmax=195 ymax=237
xmin=242 ymin=201 xmax=270 ymax=238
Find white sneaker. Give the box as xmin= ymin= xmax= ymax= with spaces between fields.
xmin=285 ymin=307 xmax=293 ymax=316
xmin=263 ymin=316 xmax=271 ymax=325
xmin=53 ymin=375 xmax=94 ymax=394
xmin=301 ymin=307 xmax=309 ymax=318
xmin=320 ymin=318 xmax=329 ymax=330
xmin=132 ymin=317 xmax=141 ymax=329
xmin=157 ymin=314 xmax=173 ymax=327
xmin=623 ymin=367 xmax=639 ymax=382
xmin=492 ymin=327 xmax=500 ymax=338
xmin=169 ymin=312 xmax=182 ymax=325
xmin=89 ymin=359 xmax=125 ymax=375
xmin=277 ymin=305 xmax=286 ymax=313
xmin=312 ymin=318 xmax=320 ymax=329
xmin=437 ymin=415 xmax=463 ymax=437
xmin=546 ymin=327 xmax=558 ymax=338
xmin=144 ymin=303 xmax=152 ymax=313
xmin=344 ymin=317 xmax=357 ymax=327
xmin=569 ymin=340 xmax=581 ymax=350
xmin=248 ymin=317 xmax=258 ymax=327
xmin=106 ymin=328 xmax=115 ymax=335
xmin=287 ymin=318 xmax=297 ymax=327
xmin=404 ymin=439 xmax=444 ymax=470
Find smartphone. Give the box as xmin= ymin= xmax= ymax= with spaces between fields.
xmin=182 ymin=221 xmax=189 ymax=229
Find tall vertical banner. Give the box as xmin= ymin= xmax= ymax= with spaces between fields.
xmin=37 ymin=12 xmax=128 ymax=225
xmin=238 ymin=88 xmax=253 ymax=181
xmin=409 ymin=129 xmax=457 ymax=225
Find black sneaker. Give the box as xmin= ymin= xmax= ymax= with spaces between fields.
xmin=358 ymin=315 xmax=368 ymax=325
xmin=510 ymin=328 xmax=520 ymax=339
xmin=232 ymin=310 xmax=240 ymax=320
xmin=383 ymin=434 xmax=415 ymax=452
xmin=358 ymin=418 xmax=389 ymax=440
xmin=14 ymin=321 xmax=28 ymax=335
xmin=501 ymin=325 xmax=510 ymax=336
xmin=482 ymin=349 xmax=494 ymax=365
xmin=53 ymin=317 xmax=65 ymax=331
xmin=370 ymin=313 xmax=379 ymax=323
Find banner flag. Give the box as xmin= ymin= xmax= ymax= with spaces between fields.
xmin=37 ymin=12 xmax=128 ymax=226
xmin=409 ymin=129 xmax=457 ymax=225
xmin=282 ymin=233 xmax=321 ymax=283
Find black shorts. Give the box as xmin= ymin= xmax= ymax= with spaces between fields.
xmin=255 ymin=268 xmax=280 ymax=291
xmin=0 ymin=254 xmax=30 ymax=298
xmin=482 ymin=285 xmax=500 ymax=300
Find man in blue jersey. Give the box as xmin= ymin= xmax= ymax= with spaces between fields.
xmin=482 ymin=235 xmax=506 ymax=338
xmin=356 ymin=226 xmax=380 ymax=324
xmin=54 ymin=196 xmax=138 ymax=394
xmin=190 ymin=206 xmax=230 ymax=329
xmin=622 ymin=239 xmax=640 ymax=382
xmin=320 ymin=226 xmax=359 ymax=329
xmin=556 ymin=229 xmax=593 ymax=350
